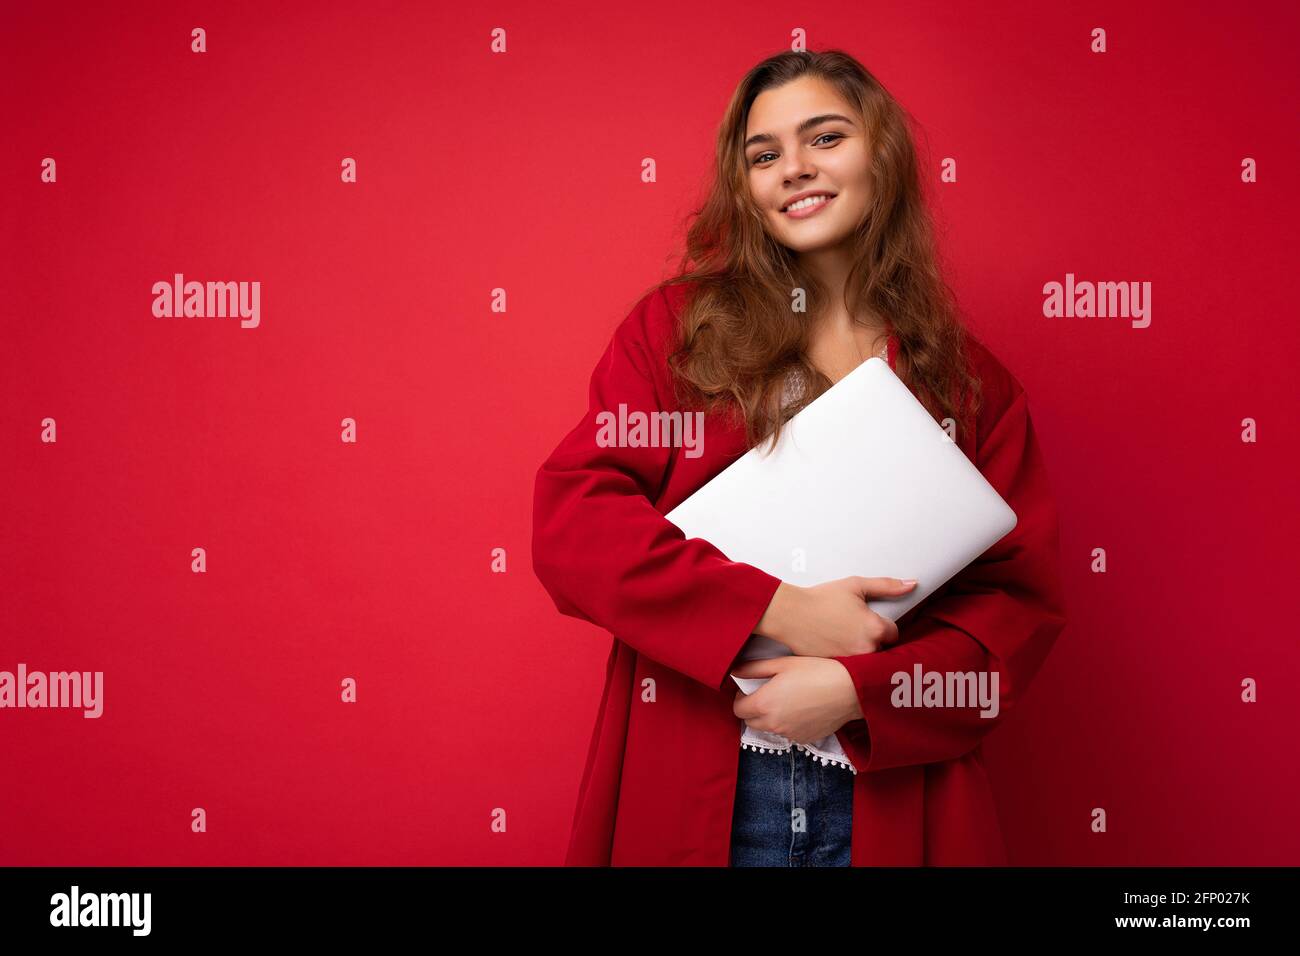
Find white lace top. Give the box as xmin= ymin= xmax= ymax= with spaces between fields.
xmin=736 ymin=337 xmax=891 ymax=774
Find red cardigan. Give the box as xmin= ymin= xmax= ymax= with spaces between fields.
xmin=531 ymin=280 xmax=1068 ymax=866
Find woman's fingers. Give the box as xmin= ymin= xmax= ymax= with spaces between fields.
xmin=730 ymin=657 xmax=787 ymax=679
xmin=850 ymin=575 xmax=918 ymax=599
xmin=733 ymin=689 xmax=762 ymax=720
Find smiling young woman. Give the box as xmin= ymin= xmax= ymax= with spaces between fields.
xmin=532 ymin=49 xmax=1067 ymax=867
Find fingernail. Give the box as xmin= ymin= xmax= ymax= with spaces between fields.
xmin=900 ymin=578 xmax=917 ymax=585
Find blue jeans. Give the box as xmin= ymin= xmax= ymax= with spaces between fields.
xmin=729 ymin=745 xmax=854 ymax=866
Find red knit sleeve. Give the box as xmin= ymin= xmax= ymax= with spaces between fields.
xmin=830 ymin=363 xmax=1069 ymax=773
xmin=531 ymin=287 xmax=783 ymax=692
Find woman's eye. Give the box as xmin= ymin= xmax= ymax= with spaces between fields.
xmin=751 ymin=133 xmax=843 ymax=166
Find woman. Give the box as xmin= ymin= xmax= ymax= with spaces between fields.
xmin=531 ymin=49 xmax=1067 ymax=866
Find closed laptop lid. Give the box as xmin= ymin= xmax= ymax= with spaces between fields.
xmin=665 ymin=355 xmax=1016 ymax=666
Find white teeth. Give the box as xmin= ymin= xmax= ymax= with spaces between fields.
xmin=784 ymin=195 xmax=831 ymax=213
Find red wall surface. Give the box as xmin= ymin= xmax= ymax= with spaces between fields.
xmin=3 ymin=0 xmax=1297 ymax=865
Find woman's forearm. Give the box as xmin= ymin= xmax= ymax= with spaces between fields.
xmin=754 ymin=581 xmax=807 ymax=654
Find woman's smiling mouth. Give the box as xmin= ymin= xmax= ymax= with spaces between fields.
xmin=781 ymin=193 xmax=836 ymax=219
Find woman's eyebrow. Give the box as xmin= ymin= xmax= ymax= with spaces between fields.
xmin=744 ymin=113 xmax=855 ymax=150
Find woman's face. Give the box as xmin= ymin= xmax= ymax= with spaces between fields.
xmin=744 ymin=75 xmax=872 ymax=255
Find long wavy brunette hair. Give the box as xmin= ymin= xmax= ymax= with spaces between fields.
xmin=651 ymin=49 xmax=982 ymax=453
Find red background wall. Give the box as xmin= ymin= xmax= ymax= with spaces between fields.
xmin=3 ymin=0 xmax=1297 ymax=865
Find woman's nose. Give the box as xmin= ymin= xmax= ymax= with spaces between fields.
xmin=780 ymin=152 xmax=818 ymax=181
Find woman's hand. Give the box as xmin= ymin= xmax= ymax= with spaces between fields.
xmin=730 ymin=656 xmax=864 ymax=746
xmin=755 ymin=576 xmax=917 ymax=658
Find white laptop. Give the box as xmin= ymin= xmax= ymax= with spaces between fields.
xmin=664 ymin=356 xmax=1016 ymax=693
